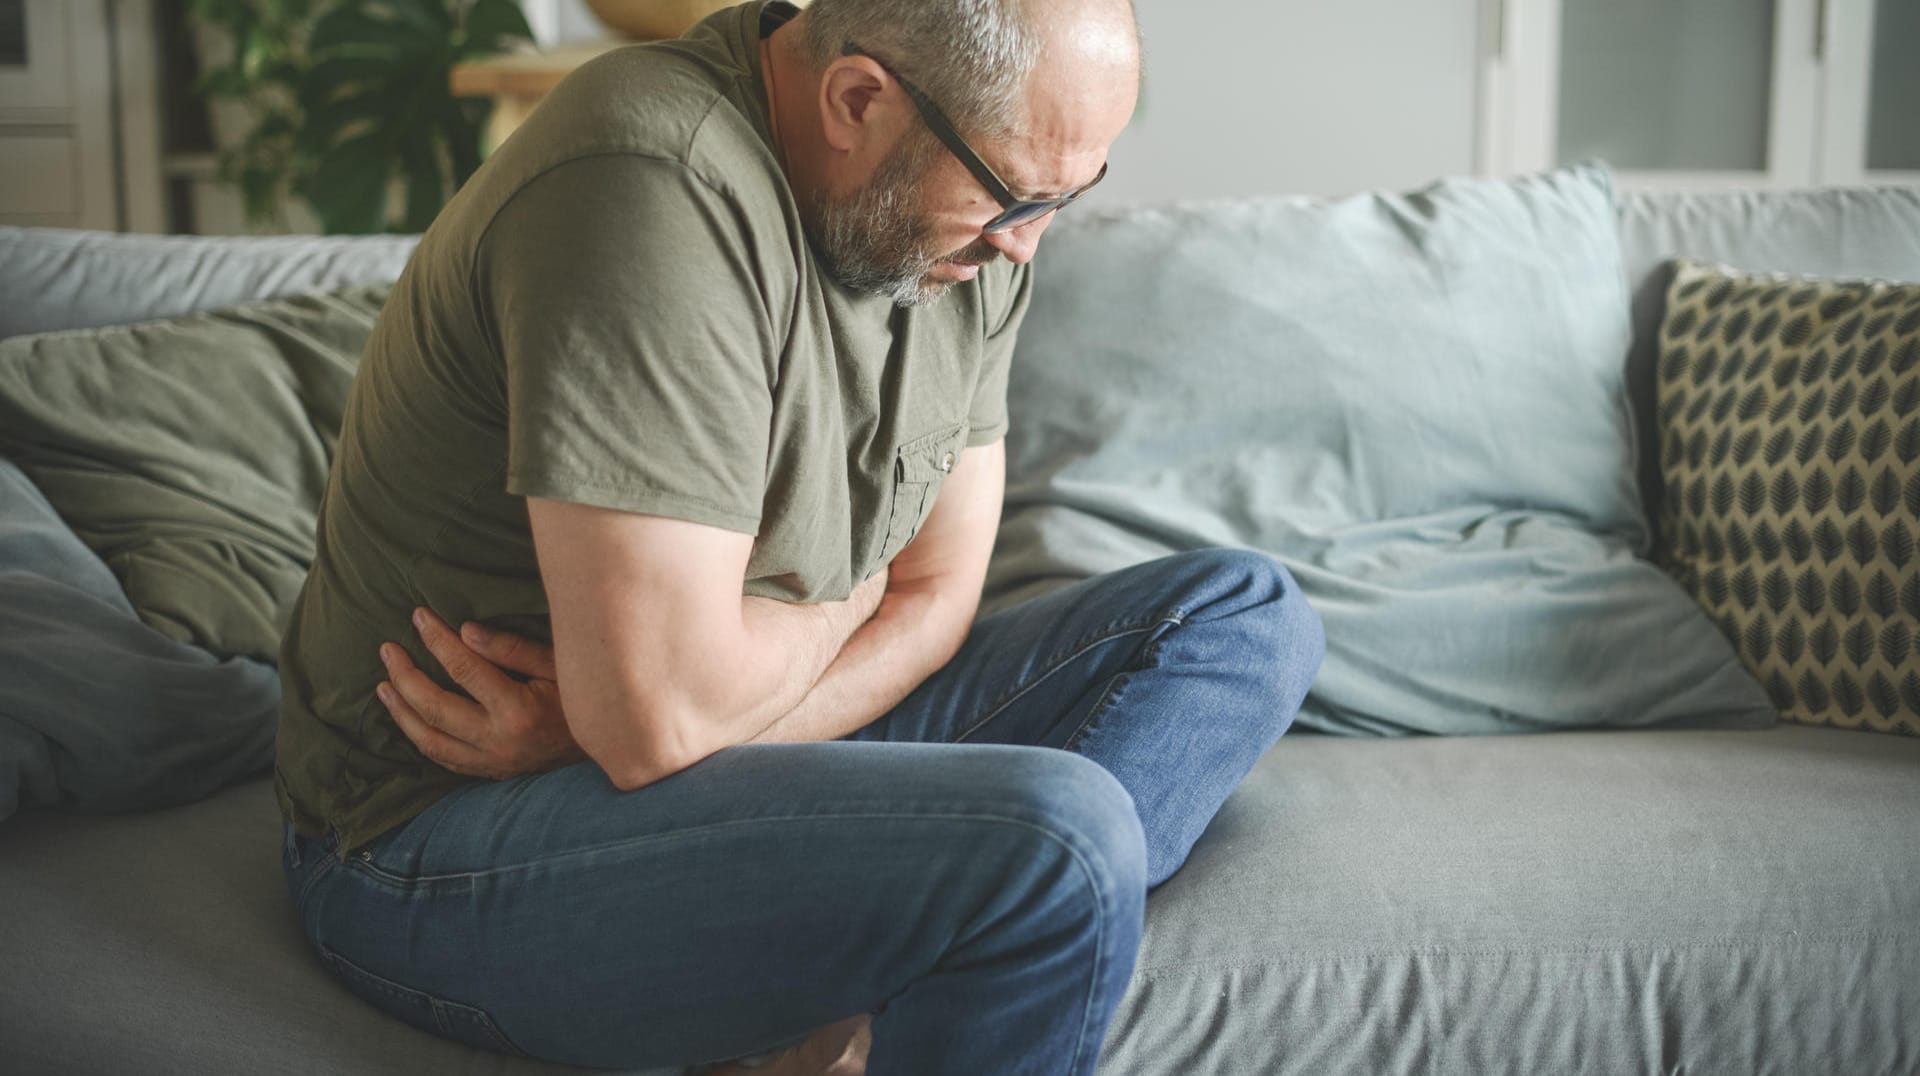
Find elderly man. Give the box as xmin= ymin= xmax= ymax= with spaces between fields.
xmin=274 ymin=0 xmax=1323 ymax=1073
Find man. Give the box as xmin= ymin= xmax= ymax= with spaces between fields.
xmin=275 ymin=0 xmax=1325 ymax=1073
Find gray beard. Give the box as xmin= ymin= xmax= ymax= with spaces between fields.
xmin=810 ymin=135 xmax=974 ymax=308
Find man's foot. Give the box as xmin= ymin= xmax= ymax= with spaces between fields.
xmin=692 ymin=1013 xmax=873 ymax=1076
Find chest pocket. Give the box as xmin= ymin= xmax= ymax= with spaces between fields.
xmin=879 ymin=423 xmax=967 ymax=563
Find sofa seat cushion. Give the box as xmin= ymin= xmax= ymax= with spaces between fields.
xmin=2 ymin=727 xmax=1913 ymax=1075
xmin=1101 ymin=724 xmax=1920 ymax=1074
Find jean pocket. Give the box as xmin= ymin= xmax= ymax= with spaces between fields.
xmin=318 ymin=945 xmax=529 ymax=1058
xmin=880 ymin=422 xmax=967 ymax=561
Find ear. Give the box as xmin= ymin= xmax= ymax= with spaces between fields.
xmin=818 ymin=54 xmax=896 ymax=155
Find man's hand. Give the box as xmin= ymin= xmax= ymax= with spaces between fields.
xmin=376 ymin=607 xmax=587 ymax=780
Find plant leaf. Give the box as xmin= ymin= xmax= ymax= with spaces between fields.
xmin=463 ymin=0 xmax=535 ymax=55
xmin=311 ymin=6 xmax=429 ymax=55
xmin=302 ymin=133 xmax=391 ymax=234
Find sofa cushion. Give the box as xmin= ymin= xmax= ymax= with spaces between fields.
xmin=1097 ymin=725 xmax=1920 ymax=1074
xmin=3 ymin=727 xmax=1914 ymax=1075
xmin=1615 ymin=186 xmax=1920 ymax=541
xmin=1655 ymin=260 xmax=1920 ymax=737
xmin=0 ymin=226 xmax=417 ymax=340
xmin=985 ymin=162 xmax=1775 ymax=735
xmin=0 ymin=460 xmax=279 ymax=821
xmin=0 ymin=284 xmax=388 ymax=662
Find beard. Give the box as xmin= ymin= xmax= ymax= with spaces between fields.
xmin=807 ymin=130 xmax=1000 ymax=308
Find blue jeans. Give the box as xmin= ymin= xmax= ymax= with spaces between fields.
xmin=282 ymin=548 xmax=1324 ymax=1074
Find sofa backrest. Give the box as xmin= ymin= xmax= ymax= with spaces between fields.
xmin=1613 ymin=187 xmax=1920 ymax=537
xmin=0 ymin=227 xmax=420 ymax=340
xmin=10 ymin=183 xmax=1920 ymax=544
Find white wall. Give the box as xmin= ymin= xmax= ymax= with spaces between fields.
xmin=1099 ymin=0 xmax=1485 ymax=204
xmin=535 ymin=0 xmax=1488 ymax=205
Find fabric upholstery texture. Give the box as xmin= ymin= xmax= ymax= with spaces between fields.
xmin=983 ymin=162 xmax=1775 ymax=736
xmin=1614 ymin=186 xmax=1920 ymax=540
xmin=2 ymin=725 xmax=1914 ymax=1076
xmin=0 ymin=226 xmax=417 ymax=340
xmin=4 ymin=185 xmax=1919 ymax=1076
xmin=0 ymin=459 xmax=278 ymax=820
xmin=0 ymin=284 xmax=388 ymax=662
xmin=1655 ymin=260 xmax=1920 ymax=736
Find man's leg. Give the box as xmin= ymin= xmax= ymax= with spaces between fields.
xmin=845 ymin=547 xmax=1326 ymax=888
xmin=285 ymin=740 xmax=1146 ymax=1076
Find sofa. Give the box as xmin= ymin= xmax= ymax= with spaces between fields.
xmin=1 ymin=164 xmax=1917 ymax=1076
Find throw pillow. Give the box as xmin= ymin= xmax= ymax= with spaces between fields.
xmin=0 ymin=459 xmax=278 ymax=821
xmin=0 ymin=283 xmax=389 ymax=663
xmin=1656 ymin=258 xmax=1920 ymax=737
xmin=982 ymin=162 xmax=1777 ymax=735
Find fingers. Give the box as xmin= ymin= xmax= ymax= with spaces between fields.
xmin=381 ymin=642 xmax=485 ymax=740
xmin=460 ymin=620 xmax=558 ymax=680
xmin=411 ymin=607 xmax=514 ymax=707
xmin=375 ymin=666 xmax=499 ymax=779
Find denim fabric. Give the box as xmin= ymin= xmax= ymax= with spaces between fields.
xmin=283 ymin=548 xmax=1324 ymax=1074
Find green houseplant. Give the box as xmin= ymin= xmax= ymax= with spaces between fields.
xmin=191 ymin=0 xmax=534 ymax=234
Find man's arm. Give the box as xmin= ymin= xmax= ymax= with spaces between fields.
xmin=744 ymin=439 xmax=1006 ymax=744
xmin=376 ymin=443 xmax=1000 ymax=777
xmin=527 ymin=500 xmax=886 ymax=790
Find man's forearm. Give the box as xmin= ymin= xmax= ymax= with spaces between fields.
xmin=743 ymin=584 xmax=973 ymax=745
xmin=694 ymin=579 xmax=885 ymax=745
xmin=602 ymin=573 xmax=883 ymax=788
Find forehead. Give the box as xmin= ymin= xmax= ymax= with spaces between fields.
xmin=990 ymin=54 xmax=1137 ymax=198
xmin=990 ymin=73 xmax=1136 ymax=197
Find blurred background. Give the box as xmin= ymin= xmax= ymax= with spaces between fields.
xmin=0 ymin=0 xmax=1914 ymax=236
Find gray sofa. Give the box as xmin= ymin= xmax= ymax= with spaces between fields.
xmin=2 ymin=171 xmax=1917 ymax=1075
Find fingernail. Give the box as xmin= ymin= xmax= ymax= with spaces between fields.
xmin=412 ymin=608 xmax=427 ymax=631
xmin=376 ymin=683 xmax=391 ymax=703
xmin=463 ymin=622 xmax=488 ymax=644
xmin=377 ymin=644 xmax=392 ymax=665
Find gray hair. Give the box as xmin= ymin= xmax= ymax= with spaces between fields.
xmin=801 ymin=0 xmax=1042 ymax=142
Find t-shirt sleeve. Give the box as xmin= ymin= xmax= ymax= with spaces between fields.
xmin=966 ymin=259 xmax=1033 ymax=447
xmin=477 ymin=154 xmax=786 ymax=534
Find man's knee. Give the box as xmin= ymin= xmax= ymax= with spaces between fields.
xmin=1167 ymin=548 xmax=1326 ymax=712
xmin=978 ymin=750 xmax=1149 ymax=906
xmin=1176 ymin=548 xmax=1323 ymax=652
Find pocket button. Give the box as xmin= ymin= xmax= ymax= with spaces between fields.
xmin=939 ymin=451 xmax=955 ymax=472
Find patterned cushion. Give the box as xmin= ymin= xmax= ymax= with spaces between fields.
xmin=1656 ymin=259 xmax=1920 ymax=736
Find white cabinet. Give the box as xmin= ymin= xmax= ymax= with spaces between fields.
xmin=0 ymin=0 xmax=163 ymax=230
xmin=1481 ymin=0 xmax=1919 ymax=190
xmin=0 ymin=0 xmax=117 ymax=229
xmin=1820 ymin=0 xmax=1920 ymax=185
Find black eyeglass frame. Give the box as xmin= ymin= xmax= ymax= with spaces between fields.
xmin=842 ymin=43 xmax=1107 ymax=234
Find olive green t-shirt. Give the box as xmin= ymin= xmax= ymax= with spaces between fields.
xmin=273 ymin=0 xmax=1031 ymax=852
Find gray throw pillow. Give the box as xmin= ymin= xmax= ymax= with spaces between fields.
xmin=984 ymin=162 xmax=1776 ymax=735
xmin=0 ymin=459 xmax=278 ymax=820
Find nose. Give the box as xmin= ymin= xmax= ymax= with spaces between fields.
xmin=981 ymin=211 xmax=1053 ymax=264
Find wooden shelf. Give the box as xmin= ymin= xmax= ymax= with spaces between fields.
xmin=450 ymin=40 xmax=631 ymax=99
xmin=450 ymin=40 xmax=635 ymax=152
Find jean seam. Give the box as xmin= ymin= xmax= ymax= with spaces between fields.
xmin=333 ymin=812 xmax=1126 ymax=1067
xmin=318 ymin=945 xmax=527 ymax=1056
xmin=342 ymin=810 xmax=1112 ymax=887
xmin=1058 ymin=627 xmax=1170 ymax=756
xmin=951 ymin=614 xmax=1185 ymax=746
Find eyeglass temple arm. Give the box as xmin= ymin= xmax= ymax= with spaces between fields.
xmin=839 ymin=43 xmax=1018 ymax=206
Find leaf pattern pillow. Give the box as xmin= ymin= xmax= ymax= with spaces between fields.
xmin=1656 ymin=259 xmax=1920 ymax=736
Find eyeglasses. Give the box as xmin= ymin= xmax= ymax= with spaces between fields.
xmin=843 ymin=44 xmax=1107 ymax=235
